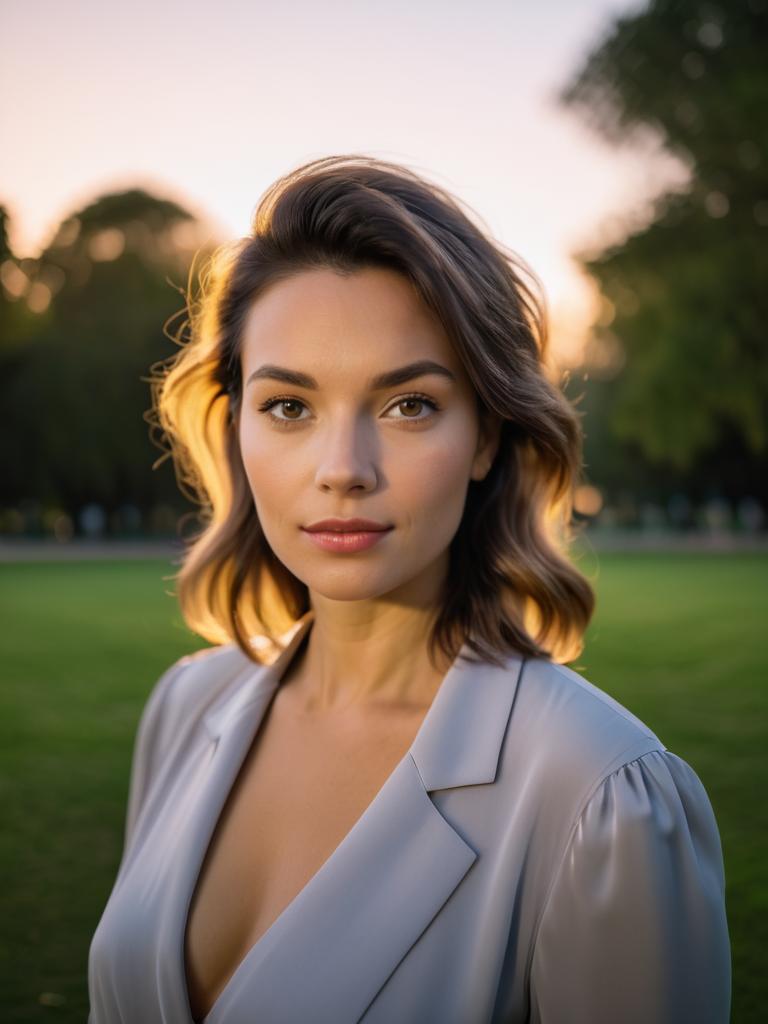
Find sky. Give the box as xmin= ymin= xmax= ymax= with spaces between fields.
xmin=1 ymin=0 xmax=688 ymax=365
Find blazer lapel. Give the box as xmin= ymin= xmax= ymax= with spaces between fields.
xmin=177 ymin=610 xmax=524 ymax=1024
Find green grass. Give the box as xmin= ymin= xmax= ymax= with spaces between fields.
xmin=0 ymin=554 xmax=765 ymax=1022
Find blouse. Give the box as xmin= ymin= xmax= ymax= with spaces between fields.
xmin=87 ymin=609 xmax=731 ymax=1022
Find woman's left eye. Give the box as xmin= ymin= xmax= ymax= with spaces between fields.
xmin=384 ymin=394 xmax=441 ymax=421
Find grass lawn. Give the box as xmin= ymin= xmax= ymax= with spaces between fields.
xmin=0 ymin=552 xmax=765 ymax=1022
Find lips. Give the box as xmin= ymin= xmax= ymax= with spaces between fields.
xmin=302 ymin=518 xmax=392 ymax=533
xmin=302 ymin=523 xmax=392 ymax=553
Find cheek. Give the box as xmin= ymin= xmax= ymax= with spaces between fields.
xmin=397 ymin=438 xmax=475 ymax=520
xmin=238 ymin=425 xmax=293 ymax=513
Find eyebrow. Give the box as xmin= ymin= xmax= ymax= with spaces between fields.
xmin=246 ymin=359 xmax=457 ymax=390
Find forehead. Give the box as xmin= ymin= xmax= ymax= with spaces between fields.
xmin=240 ymin=266 xmax=462 ymax=375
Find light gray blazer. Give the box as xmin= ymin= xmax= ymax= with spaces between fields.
xmin=88 ymin=610 xmax=731 ymax=1023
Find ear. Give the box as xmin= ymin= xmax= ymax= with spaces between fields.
xmin=470 ymin=411 xmax=503 ymax=482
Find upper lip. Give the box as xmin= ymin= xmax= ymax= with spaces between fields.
xmin=302 ymin=518 xmax=393 ymax=533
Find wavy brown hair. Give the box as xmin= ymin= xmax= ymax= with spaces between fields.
xmin=147 ymin=154 xmax=595 ymax=669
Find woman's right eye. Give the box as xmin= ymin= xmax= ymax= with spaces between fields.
xmin=257 ymin=397 xmax=308 ymax=427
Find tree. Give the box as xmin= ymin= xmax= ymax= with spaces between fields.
xmin=0 ymin=189 xmax=220 ymax=525
xmin=559 ymin=0 xmax=768 ymax=502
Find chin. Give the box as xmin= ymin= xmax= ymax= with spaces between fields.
xmin=299 ymin=573 xmax=398 ymax=603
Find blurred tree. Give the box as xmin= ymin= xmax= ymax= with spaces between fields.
xmin=0 ymin=190 xmax=219 ymax=527
xmin=0 ymin=205 xmax=56 ymax=512
xmin=560 ymin=0 xmax=768 ymax=503
xmin=0 ymin=205 xmax=44 ymax=350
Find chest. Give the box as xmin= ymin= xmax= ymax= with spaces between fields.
xmin=183 ymin=696 xmax=426 ymax=1022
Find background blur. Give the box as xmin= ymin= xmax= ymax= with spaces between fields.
xmin=1 ymin=0 xmax=765 ymax=1021
xmin=3 ymin=0 xmax=767 ymax=543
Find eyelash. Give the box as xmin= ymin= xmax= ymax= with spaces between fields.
xmin=255 ymin=392 xmax=442 ymax=429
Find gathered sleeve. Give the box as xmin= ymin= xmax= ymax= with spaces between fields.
xmin=528 ymin=749 xmax=731 ymax=1024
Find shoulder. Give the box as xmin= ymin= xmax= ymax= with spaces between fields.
xmin=163 ymin=641 xmax=252 ymax=709
xmin=136 ymin=641 xmax=257 ymax=755
xmin=494 ymin=657 xmax=725 ymax=918
xmin=160 ymin=637 xmax=265 ymax=706
xmin=518 ymin=656 xmax=662 ymax=745
xmin=500 ymin=655 xmax=666 ymax=807
xmin=517 ymin=663 xmax=731 ymax=1020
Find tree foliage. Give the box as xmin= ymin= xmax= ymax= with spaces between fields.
xmin=560 ymin=0 xmax=767 ymax=494
xmin=0 ymin=189 xmax=219 ymax=525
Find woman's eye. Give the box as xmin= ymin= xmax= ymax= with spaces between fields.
xmin=385 ymin=395 xmax=440 ymax=421
xmin=258 ymin=398 xmax=308 ymax=424
xmin=256 ymin=393 xmax=440 ymax=428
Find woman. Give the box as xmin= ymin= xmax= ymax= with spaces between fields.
xmin=88 ymin=155 xmax=731 ymax=1023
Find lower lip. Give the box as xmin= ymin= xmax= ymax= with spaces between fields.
xmin=302 ymin=528 xmax=392 ymax=552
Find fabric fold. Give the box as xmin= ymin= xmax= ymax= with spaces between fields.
xmin=528 ymin=749 xmax=731 ymax=1024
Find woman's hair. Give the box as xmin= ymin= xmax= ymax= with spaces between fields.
xmin=148 ymin=154 xmax=595 ymax=668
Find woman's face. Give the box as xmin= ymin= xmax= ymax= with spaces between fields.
xmin=237 ymin=266 xmax=500 ymax=606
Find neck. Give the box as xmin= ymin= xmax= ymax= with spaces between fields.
xmin=280 ymin=598 xmax=453 ymax=717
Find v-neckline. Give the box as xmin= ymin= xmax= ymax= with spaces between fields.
xmin=179 ymin=613 xmax=434 ymax=1024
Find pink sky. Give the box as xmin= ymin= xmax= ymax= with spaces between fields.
xmin=1 ymin=0 xmax=688 ymax=366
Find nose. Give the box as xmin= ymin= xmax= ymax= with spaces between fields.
xmin=313 ymin=415 xmax=379 ymax=493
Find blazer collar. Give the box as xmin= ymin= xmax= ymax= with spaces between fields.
xmin=173 ymin=609 xmax=525 ymax=1023
xmin=201 ymin=608 xmax=524 ymax=793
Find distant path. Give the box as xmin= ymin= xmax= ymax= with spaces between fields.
xmin=0 ymin=540 xmax=185 ymax=562
xmin=0 ymin=532 xmax=766 ymax=562
xmin=573 ymin=530 xmax=768 ymax=553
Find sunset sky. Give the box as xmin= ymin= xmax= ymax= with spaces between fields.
xmin=1 ymin=0 xmax=688 ymax=365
